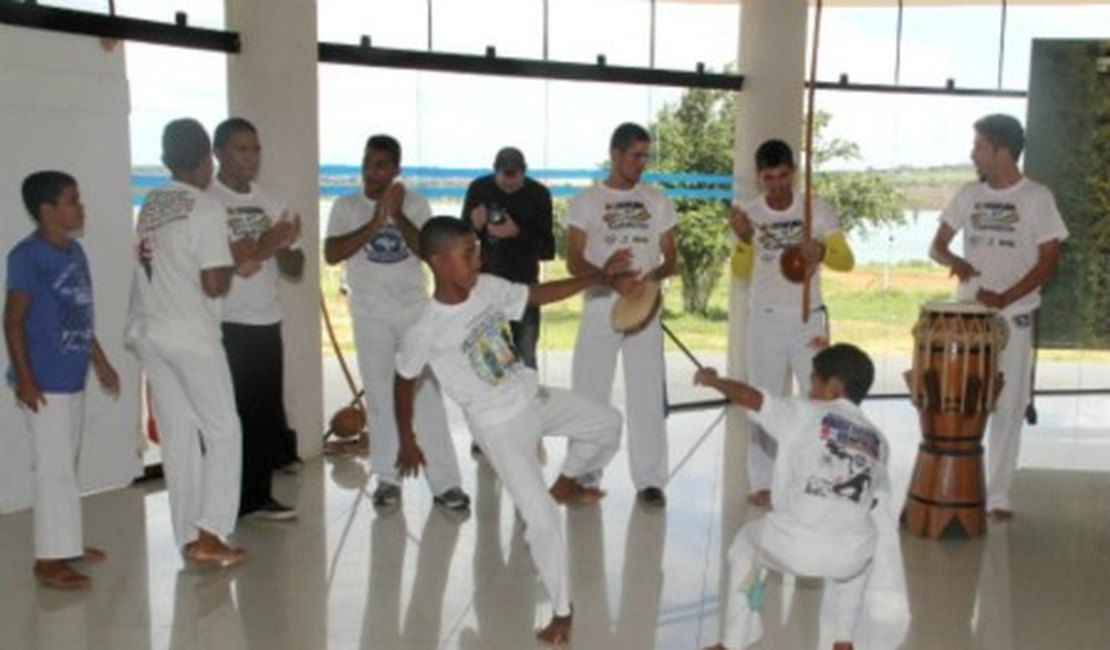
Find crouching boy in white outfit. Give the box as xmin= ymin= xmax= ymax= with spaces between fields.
xmin=394 ymin=216 xmax=627 ymax=645
xmin=695 ymin=343 xmax=889 ymax=650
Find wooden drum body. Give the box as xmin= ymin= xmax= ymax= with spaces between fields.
xmin=902 ymin=301 xmax=1008 ymax=539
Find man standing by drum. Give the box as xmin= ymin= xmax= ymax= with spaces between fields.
xmin=929 ymin=114 xmax=1067 ymax=521
xmin=566 ymin=122 xmax=677 ymax=507
xmin=729 ymin=139 xmax=854 ymax=509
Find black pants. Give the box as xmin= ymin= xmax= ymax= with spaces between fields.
xmin=222 ymin=322 xmax=299 ymax=515
xmin=510 ymin=304 xmax=541 ymax=370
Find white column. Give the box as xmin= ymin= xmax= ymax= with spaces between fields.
xmin=722 ymin=0 xmax=809 ymax=548
xmin=225 ymin=0 xmax=323 ymax=458
xmin=0 ymin=26 xmax=142 ymax=513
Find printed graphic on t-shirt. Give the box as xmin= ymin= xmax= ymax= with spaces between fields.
xmin=756 ymin=220 xmax=803 ymax=259
xmin=136 ymin=190 xmax=193 ymax=279
xmin=602 ymin=200 xmax=652 ymax=248
xmin=227 ymin=206 xmax=272 ymax=240
xmin=53 ymin=261 xmax=93 ymax=354
xmin=462 ymin=308 xmax=520 ymax=385
xmin=805 ymin=412 xmax=883 ymax=504
xmin=364 ymin=223 xmax=410 ymax=263
xmin=968 ymin=200 xmax=1020 ymax=250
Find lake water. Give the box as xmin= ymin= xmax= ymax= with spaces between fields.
xmin=847 ymin=210 xmax=945 ymax=265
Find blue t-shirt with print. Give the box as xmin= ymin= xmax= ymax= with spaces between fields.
xmin=5 ymin=233 xmax=94 ymax=393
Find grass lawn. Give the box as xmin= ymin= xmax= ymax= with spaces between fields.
xmin=323 ymin=260 xmax=954 ymax=356
xmin=321 ymin=258 xmax=1110 ymax=363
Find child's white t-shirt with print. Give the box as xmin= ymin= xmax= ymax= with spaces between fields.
xmin=749 ymin=391 xmax=890 ymax=579
xmin=396 ymin=274 xmax=537 ymax=429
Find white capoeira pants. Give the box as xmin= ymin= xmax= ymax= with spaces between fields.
xmin=719 ymin=520 xmax=872 ymax=648
xmin=746 ymin=307 xmax=827 ymax=492
xmin=571 ymin=294 xmax=667 ymax=491
xmin=986 ymin=311 xmax=1034 ymax=512
xmin=134 ymin=338 xmax=241 ymax=548
xmin=472 ymin=387 xmax=621 ymax=617
xmin=350 ymin=305 xmax=461 ymax=495
xmin=24 ymin=392 xmax=86 ymax=560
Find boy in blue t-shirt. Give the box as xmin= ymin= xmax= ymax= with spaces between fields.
xmin=4 ymin=171 xmax=120 ymax=590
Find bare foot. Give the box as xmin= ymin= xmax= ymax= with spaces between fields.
xmin=34 ymin=560 xmax=90 ymax=590
xmin=702 ymin=645 xmax=731 ymax=650
xmin=183 ymin=532 xmax=247 ymax=568
xmin=988 ymin=508 xmax=1014 ymax=521
xmin=536 ymin=611 xmax=572 ymax=645
xmin=549 ymin=475 xmax=607 ymax=506
xmin=74 ymin=547 xmax=106 ymax=563
xmin=747 ymin=489 xmax=771 ymax=508
xmin=832 ymin=642 xmax=854 ymax=650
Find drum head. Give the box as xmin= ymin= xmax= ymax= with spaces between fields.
xmin=921 ymin=299 xmax=995 ymax=315
xmin=611 ymin=279 xmax=661 ymax=333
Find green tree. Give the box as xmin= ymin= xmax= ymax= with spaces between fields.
xmin=650 ymin=89 xmax=906 ymax=314
xmin=651 ymin=87 xmax=735 ymax=314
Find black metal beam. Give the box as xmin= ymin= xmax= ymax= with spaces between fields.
xmin=319 ymin=42 xmax=744 ymax=91
xmin=810 ymin=78 xmax=1026 ymax=98
xmin=0 ymin=3 xmax=240 ymax=53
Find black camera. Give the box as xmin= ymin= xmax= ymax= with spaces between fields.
xmin=488 ymin=206 xmax=508 ymax=225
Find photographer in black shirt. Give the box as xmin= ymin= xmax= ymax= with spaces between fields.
xmin=462 ymin=147 xmax=555 ymax=369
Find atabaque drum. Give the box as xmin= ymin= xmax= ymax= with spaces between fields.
xmin=902 ymin=300 xmax=1008 ymax=538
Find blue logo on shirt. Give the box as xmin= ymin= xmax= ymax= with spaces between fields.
xmin=364 ymin=224 xmax=410 ymax=264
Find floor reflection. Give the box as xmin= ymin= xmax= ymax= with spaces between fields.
xmin=1 ymin=401 xmax=1109 ymax=649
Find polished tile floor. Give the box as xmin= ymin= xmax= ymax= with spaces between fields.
xmin=2 ymin=397 xmax=1109 ymax=650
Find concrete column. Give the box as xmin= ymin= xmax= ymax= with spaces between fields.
xmin=225 ymin=0 xmax=323 ymax=458
xmin=721 ymin=0 xmax=809 ymax=543
xmin=0 ymin=26 xmax=142 ymax=512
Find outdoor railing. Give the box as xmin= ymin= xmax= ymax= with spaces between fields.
xmin=131 ymin=167 xmax=734 ymax=206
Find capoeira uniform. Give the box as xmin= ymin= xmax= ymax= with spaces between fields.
xmin=716 ymin=391 xmax=889 ymax=648
xmin=743 ymin=195 xmax=841 ymax=493
xmin=566 ymin=183 xmax=676 ymax=491
xmin=126 ymin=180 xmax=242 ymax=548
xmin=326 ymin=187 xmax=461 ymax=494
xmin=6 ymin=234 xmax=95 ymax=559
xmin=397 ymin=274 xmax=621 ymax=617
xmin=209 ymin=179 xmax=300 ymax=514
xmin=939 ymin=178 xmax=1067 ymax=512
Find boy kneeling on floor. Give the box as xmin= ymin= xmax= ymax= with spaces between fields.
xmin=697 ymin=343 xmax=889 ymax=650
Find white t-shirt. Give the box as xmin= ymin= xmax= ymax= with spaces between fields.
xmin=126 ymin=180 xmax=232 ymax=352
xmin=744 ymin=194 xmax=839 ymax=311
xmin=940 ymin=178 xmax=1068 ymax=315
xmin=208 ymin=179 xmax=289 ymax=326
xmin=750 ymin=392 xmax=889 ymax=579
xmin=396 ymin=275 xmax=537 ymax=430
xmin=566 ymin=183 xmax=677 ymax=299
xmin=326 ymin=186 xmax=433 ymax=314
